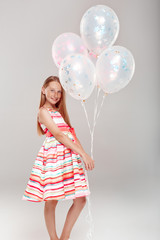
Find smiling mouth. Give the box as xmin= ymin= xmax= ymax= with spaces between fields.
xmin=51 ymin=98 xmax=58 ymax=101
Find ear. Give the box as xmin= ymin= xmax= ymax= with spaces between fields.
xmin=41 ymin=87 xmax=45 ymax=95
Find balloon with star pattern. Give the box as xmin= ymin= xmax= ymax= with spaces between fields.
xmin=59 ymin=53 xmax=96 ymax=100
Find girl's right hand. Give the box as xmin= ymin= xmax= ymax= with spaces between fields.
xmin=81 ymin=153 xmax=95 ymax=171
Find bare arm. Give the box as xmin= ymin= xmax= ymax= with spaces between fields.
xmin=38 ymin=108 xmax=86 ymax=158
xmin=75 ymin=136 xmax=85 ymax=152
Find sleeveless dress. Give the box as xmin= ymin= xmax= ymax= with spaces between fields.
xmin=22 ymin=107 xmax=90 ymax=202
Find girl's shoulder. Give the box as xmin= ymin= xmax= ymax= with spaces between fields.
xmin=38 ymin=106 xmax=60 ymax=121
xmin=39 ymin=106 xmax=47 ymax=111
xmin=37 ymin=106 xmax=45 ymax=116
xmin=38 ymin=106 xmax=50 ymax=114
xmin=37 ymin=106 xmax=50 ymax=123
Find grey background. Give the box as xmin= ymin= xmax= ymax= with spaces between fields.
xmin=0 ymin=0 xmax=159 ymax=239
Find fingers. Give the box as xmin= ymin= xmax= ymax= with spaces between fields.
xmin=85 ymin=160 xmax=95 ymax=171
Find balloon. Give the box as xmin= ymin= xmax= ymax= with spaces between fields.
xmin=59 ymin=53 xmax=96 ymax=100
xmin=87 ymin=50 xmax=98 ymax=66
xmin=80 ymin=5 xmax=120 ymax=56
xmin=96 ymin=46 xmax=135 ymax=93
xmin=52 ymin=32 xmax=87 ymax=68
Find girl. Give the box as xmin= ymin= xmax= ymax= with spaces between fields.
xmin=22 ymin=76 xmax=95 ymax=240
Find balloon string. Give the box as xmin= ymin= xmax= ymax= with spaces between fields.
xmin=90 ymin=85 xmax=101 ymax=159
xmin=94 ymin=93 xmax=107 ymax=125
xmin=80 ymin=89 xmax=107 ymax=240
xmin=81 ymin=100 xmax=95 ymax=240
xmin=81 ymin=100 xmax=92 ymax=136
xmin=93 ymin=86 xmax=101 ymax=135
xmin=85 ymin=195 xmax=95 ymax=240
xmin=80 ymin=85 xmax=101 ymax=240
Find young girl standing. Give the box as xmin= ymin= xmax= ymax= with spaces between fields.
xmin=22 ymin=76 xmax=95 ymax=240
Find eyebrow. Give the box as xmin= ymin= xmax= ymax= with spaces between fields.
xmin=50 ymin=88 xmax=62 ymax=91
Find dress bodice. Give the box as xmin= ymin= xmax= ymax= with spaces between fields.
xmin=38 ymin=107 xmax=76 ymax=141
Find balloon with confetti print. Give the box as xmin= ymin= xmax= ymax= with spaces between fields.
xmin=59 ymin=53 xmax=96 ymax=100
xmin=80 ymin=5 xmax=120 ymax=56
xmin=87 ymin=49 xmax=98 ymax=67
xmin=96 ymin=45 xmax=135 ymax=93
xmin=52 ymin=32 xmax=87 ymax=68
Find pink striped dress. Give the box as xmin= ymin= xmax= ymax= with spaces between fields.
xmin=22 ymin=107 xmax=90 ymax=202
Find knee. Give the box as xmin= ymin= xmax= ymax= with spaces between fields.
xmin=73 ymin=196 xmax=87 ymax=206
xmin=45 ymin=199 xmax=58 ymax=209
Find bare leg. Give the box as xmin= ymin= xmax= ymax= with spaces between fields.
xmin=60 ymin=196 xmax=87 ymax=240
xmin=44 ymin=199 xmax=59 ymax=240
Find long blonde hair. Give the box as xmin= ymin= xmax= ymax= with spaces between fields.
xmin=37 ymin=76 xmax=72 ymax=136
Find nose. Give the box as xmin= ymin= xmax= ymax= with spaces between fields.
xmin=54 ymin=92 xmax=58 ymax=98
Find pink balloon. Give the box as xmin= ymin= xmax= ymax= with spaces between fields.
xmin=52 ymin=32 xmax=88 ymax=68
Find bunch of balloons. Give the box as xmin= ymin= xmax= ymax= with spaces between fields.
xmin=52 ymin=5 xmax=135 ymax=100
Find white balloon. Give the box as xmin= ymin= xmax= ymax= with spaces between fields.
xmin=87 ymin=50 xmax=98 ymax=66
xmin=96 ymin=46 xmax=135 ymax=93
xmin=80 ymin=5 xmax=120 ymax=55
xmin=59 ymin=53 xmax=96 ymax=100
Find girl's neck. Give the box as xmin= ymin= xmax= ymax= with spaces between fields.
xmin=43 ymin=104 xmax=57 ymax=110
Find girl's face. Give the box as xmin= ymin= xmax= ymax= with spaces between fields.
xmin=42 ymin=81 xmax=62 ymax=106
